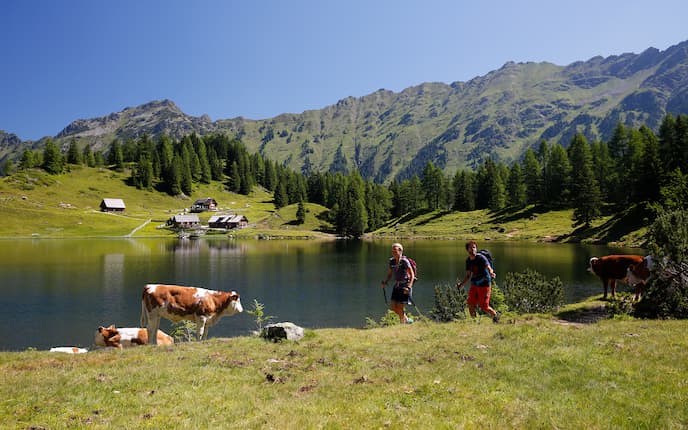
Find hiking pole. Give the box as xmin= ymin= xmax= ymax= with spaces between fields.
xmin=382 ymin=285 xmax=388 ymax=304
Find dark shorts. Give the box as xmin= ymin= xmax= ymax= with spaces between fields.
xmin=391 ymin=283 xmax=412 ymax=304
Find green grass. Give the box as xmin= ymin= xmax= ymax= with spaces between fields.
xmin=0 ymin=167 xmax=334 ymax=239
xmin=370 ymin=205 xmax=627 ymax=244
xmin=0 ymin=167 xmax=647 ymax=245
xmin=2 ymin=308 xmax=686 ymax=429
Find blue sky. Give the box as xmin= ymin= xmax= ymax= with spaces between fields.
xmin=2 ymin=0 xmax=687 ymax=141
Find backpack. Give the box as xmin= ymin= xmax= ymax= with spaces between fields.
xmin=478 ymin=249 xmax=494 ymax=272
xmin=402 ymin=256 xmax=418 ymax=281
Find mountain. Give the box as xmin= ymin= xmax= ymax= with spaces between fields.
xmin=4 ymin=40 xmax=688 ymax=182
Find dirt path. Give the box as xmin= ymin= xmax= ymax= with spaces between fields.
xmin=126 ymin=219 xmax=151 ymax=237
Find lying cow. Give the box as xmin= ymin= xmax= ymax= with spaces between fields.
xmin=141 ymin=284 xmax=243 ymax=344
xmin=50 ymin=346 xmax=88 ymax=354
xmin=626 ymin=255 xmax=654 ymax=300
xmin=94 ymin=325 xmax=174 ymax=349
xmin=587 ymin=254 xmax=645 ymax=299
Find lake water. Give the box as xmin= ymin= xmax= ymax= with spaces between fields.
xmin=0 ymin=238 xmax=642 ymax=351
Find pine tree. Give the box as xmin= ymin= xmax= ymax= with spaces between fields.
xmin=42 ymin=139 xmax=64 ymax=174
xmin=636 ymin=125 xmax=663 ymax=203
xmin=507 ymin=162 xmax=526 ymax=208
xmin=341 ymin=172 xmax=367 ymax=237
xmin=452 ymin=170 xmax=475 ymax=211
xmin=196 ymin=137 xmax=212 ymax=184
xmin=108 ymin=140 xmax=124 ymax=171
xmin=568 ymin=133 xmax=601 ymax=228
xmin=133 ymin=156 xmax=154 ymax=190
xmin=19 ymin=150 xmax=35 ymax=170
xmin=590 ymin=140 xmax=614 ymax=201
xmin=296 ymin=200 xmax=306 ymax=225
xmin=658 ymin=114 xmax=678 ymax=173
xmin=82 ymin=145 xmax=96 ymax=167
xmin=168 ymin=155 xmax=182 ymax=196
xmin=66 ymin=139 xmax=82 ymax=165
xmin=274 ymin=178 xmax=288 ymax=209
xmin=422 ymin=161 xmax=444 ymax=210
xmin=365 ymin=182 xmax=392 ymax=231
xmin=522 ymin=149 xmax=542 ymax=205
xmin=543 ymin=143 xmax=571 ymax=208
xmin=228 ymin=161 xmax=241 ymax=193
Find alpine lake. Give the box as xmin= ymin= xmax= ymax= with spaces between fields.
xmin=0 ymin=238 xmax=643 ymax=351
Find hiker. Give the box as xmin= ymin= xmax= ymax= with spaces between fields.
xmin=456 ymin=240 xmax=500 ymax=323
xmin=380 ymin=242 xmax=415 ymax=324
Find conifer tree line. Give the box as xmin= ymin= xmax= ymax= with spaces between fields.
xmin=14 ymin=114 xmax=688 ymax=236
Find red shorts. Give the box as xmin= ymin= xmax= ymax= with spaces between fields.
xmin=467 ymin=285 xmax=492 ymax=311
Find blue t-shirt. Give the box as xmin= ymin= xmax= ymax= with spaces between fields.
xmin=389 ymin=256 xmax=411 ymax=285
xmin=465 ymin=254 xmax=491 ymax=286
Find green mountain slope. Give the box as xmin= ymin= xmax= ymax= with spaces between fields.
xmin=4 ymin=40 xmax=688 ymax=183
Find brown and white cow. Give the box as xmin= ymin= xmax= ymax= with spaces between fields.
xmin=626 ymin=255 xmax=655 ymax=300
xmin=94 ymin=325 xmax=174 ymax=349
xmin=140 ymin=284 xmax=243 ymax=344
xmin=587 ymin=254 xmax=645 ymax=299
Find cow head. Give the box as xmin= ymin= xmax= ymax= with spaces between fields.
xmin=95 ymin=325 xmax=122 ymax=348
xmin=228 ymin=291 xmax=243 ymax=314
xmin=587 ymin=257 xmax=599 ymax=275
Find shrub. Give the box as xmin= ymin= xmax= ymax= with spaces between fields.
xmin=365 ymin=310 xmax=406 ymax=328
xmin=634 ymin=260 xmax=688 ymax=319
xmin=430 ymin=283 xmax=468 ymax=322
xmin=500 ymin=269 xmax=564 ymax=314
xmin=169 ymin=320 xmax=197 ymax=343
xmin=635 ymin=209 xmax=688 ymax=319
xmin=246 ymin=299 xmax=275 ymax=333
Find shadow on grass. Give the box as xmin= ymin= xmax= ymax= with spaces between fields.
xmin=555 ymin=302 xmax=609 ymax=324
xmin=489 ymin=205 xmax=542 ymax=224
xmin=414 ymin=209 xmax=454 ymax=226
xmin=558 ymin=204 xmax=650 ymax=244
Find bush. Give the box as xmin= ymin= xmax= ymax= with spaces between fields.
xmin=500 ymin=269 xmax=564 ymax=314
xmin=365 ymin=310 xmax=407 ymax=328
xmin=169 ymin=320 xmax=197 ymax=342
xmin=635 ymin=209 xmax=688 ymax=319
xmin=430 ymin=283 xmax=468 ymax=322
xmin=634 ymin=260 xmax=688 ymax=319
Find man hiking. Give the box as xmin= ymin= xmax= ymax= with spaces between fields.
xmin=456 ymin=240 xmax=500 ymax=323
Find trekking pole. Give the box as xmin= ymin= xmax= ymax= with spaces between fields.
xmin=382 ymin=286 xmax=388 ymax=304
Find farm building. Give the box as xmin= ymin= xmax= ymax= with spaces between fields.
xmin=190 ymin=198 xmax=218 ymax=213
xmin=208 ymin=214 xmax=249 ymax=229
xmin=100 ymin=198 xmax=126 ymax=212
xmin=169 ymin=214 xmax=201 ymax=229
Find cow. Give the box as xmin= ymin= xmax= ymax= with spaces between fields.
xmin=587 ymin=254 xmax=645 ymax=299
xmin=94 ymin=325 xmax=174 ymax=349
xmin=141 ymin=284 xmax=243 ymax=344
xmin=626 ymin=255 xmax=655 ymax=301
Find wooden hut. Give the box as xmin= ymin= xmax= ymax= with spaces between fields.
xmin=100 ymin=198 xmax=126 ymax=212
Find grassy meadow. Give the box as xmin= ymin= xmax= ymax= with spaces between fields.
xmin=0 ymin=167 xmax=684 ymax=428
xmin=0 ymin=166 xmax=647 ymax=245
xmin=0 ymin=167 xmax=333 ymax=239
xmin=1 ymin=302 xmax=686 ymax=429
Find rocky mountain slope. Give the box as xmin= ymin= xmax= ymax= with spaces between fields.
xmin=3 ymin=40 xmax=688 ymax=182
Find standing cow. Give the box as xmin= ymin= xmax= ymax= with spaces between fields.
xmin=141 ymin=284 xmax=243 ymax=344
xmin=587 ymin=254 xmax=644 ymax=299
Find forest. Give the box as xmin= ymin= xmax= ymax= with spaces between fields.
xmin=7 ymin=113 xmax=688 ymax=238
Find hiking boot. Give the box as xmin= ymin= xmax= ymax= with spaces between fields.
xmin=406 ymin=317 xmax=414 ymax=324
xmin=492 ymin=312 xmax=501 ymax=324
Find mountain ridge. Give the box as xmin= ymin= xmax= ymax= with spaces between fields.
xmin=2 ymin=39 xmax=688 ymax=182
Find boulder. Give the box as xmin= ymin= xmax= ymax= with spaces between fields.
xmin=261 ymin=322 xmax=304 ymax=341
